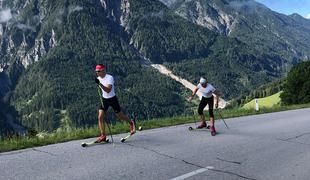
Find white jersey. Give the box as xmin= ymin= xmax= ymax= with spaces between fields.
xmin=97 ymin=74 xmax=116 ymax=99
xmin=197 ymin=83 xmax=215 ymax=98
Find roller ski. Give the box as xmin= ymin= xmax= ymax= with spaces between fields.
xmin=120 ymin=126 xmax=142 ymax=142
xmin=121 ymin=120 xmax=136 ymax=143
xmin=188 ymin=122 xmax=216 ymax=136
xmin=120 ymin=120 xmax=143 ymax=143
xmin=188 ymin=122 xmax=210 ymax=131
xmin=81 ymin=137 xmax=110 ymax=147
xmin=188 ymin=126 xmax=216 ymax=136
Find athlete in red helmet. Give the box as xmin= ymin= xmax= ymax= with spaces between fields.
xmin=94 ymin=64 xmax=135 ymax=142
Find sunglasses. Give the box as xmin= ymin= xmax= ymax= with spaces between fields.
xmin=96 ymin=70 xmax=103 ymax=73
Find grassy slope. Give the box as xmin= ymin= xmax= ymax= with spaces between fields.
xmin=243 ymin=92 xmax=282 ymax=109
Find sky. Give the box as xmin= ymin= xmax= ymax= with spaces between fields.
xmin=255 ymin=0 xmax=310 ymax=19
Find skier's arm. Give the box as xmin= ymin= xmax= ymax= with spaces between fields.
xmin=213 ymin=89 xmax=220 ymax=108
xmin=99 ymin=83 xmax=112 ymax=93
xmin=188 ymin=87 xmax=199 ymax=102
xmin=95 ymin=78 xmax=112 ymax=93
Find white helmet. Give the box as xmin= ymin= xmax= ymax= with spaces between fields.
xmin=199 ymin=77 xmax=207 ymax=85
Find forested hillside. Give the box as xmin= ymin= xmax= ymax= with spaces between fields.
xmin=5 ymin=0 xmax=191 ymax=132
xmin=0 ymin=0 xmax=309 ymax=134
xmin=162 ymin=0 xmax=310 ymax=67
xmin=127 ymin=0 xmax=276 ymax=98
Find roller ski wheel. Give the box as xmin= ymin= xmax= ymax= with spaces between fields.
xmin=81 ymin=138 xmax=110 ymax=147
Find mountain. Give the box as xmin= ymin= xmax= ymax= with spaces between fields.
xmin=0 ymin=0 xmax=189 ymax=134
xmin=159 ymin=0 xmax=310 ymax=67
xmin=0 ymin=0 xmax=309 ymax=134
xmin=289 ymin=13 xmax=310 ymax=30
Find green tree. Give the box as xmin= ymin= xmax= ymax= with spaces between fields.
xmin=281 ymin=61 xmax=310 ymax=105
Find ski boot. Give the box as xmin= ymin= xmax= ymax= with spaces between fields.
xmin=197 ymin=122 xmax=207 ymax=129
xmin=96 ymin=134 xmax=107 ymax=143
xmin=130 ymin=120 xmax=136 ymax=135
xmin=211 ymin=126 xmax=216 ymax=136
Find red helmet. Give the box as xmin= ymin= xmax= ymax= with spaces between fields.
xmin=95 ymin=64 xmax=105 ymax=71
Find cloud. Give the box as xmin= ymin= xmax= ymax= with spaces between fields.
xmin=150 ymin=11 xmax=164 ymax=18
xmin=230 ymin=0 xmax=257 ymax=9
xmin=55 ymin=9 xmax=64 ymax=24
xmin=159 ymin=0 xmax=179 ymax=7
xmin=142 ymin=11 xmax=164 ymax=20
xmin=16 ymin=23 xmax=35 ymax=31
xmin=306 ymin=13 xmax=310 ymax=19
xmin=0 ymin=9 xmax=12 ymax=23
xmin=69 ymin=6 xmax=83 ymax=14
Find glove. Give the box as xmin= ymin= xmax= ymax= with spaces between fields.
xmin=95 ymin=78 xmax=100 ymax=84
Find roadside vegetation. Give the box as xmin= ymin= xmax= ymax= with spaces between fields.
xmin=1 ymin=103 xmax=309 ymax=153
xmin=1 ymin=59 xmax=309 ymax=153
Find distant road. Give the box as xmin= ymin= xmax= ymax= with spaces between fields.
xmin=1 ymin=108 xmax=310 ymax=180
xmin=151 ymin=64 xmax=228 ymax=108
xmin=127 ymin=43 xmax=229 ymax=108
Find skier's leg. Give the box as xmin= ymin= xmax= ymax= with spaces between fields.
xmin=207 ymin=96 xmax=216 ymax=136
xmin=110 ymin=96 xmax=135 ymax=134
xmin=97 ymin=109 xmax=107 ymax=142
xmin=197 ymin=97 xmax=208 ymax=128
xmin=116 ymin=111 xmax=135 ymax=134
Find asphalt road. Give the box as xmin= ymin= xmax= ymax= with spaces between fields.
xmin=1 ymin=108 xmax=310 ymax=180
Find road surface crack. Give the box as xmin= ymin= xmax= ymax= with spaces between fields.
xmin=32 ymin=148 xmax=57 ymax=156
xmin=278 ymin=139 xmax=310 ymax=146
xmin=216 ymin=157 xmax=242 ymax=165
xmin=207 ymin=168 xmax=256 ymax=180
xmin=125 ymin=143 xmax=204 ymax=168
xmin=0 ymin=149 xmax=32 ymax=156
xmin=126 ymin=143 xmax=256 ymax=180
xmin=282 ymin=132 xmax=310 ymax=141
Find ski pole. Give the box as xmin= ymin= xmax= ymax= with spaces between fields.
xmin=188 ymin=109 xmax=198 ymax=130
xmin=192 ymin=108 xmax=197 ymax=127
xmin=97 ymin=86 xmax=115 ymax=145
xmin=215 ymin=109 xmax=229 ymax=129
xmin=105 ymin=118 xmax=114 ymax=145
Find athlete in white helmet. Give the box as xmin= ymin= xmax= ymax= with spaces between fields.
xmin=188 ymin=77 xmax=220 ymax=136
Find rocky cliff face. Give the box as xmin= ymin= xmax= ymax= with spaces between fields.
xmin=0 ymin=10 xmax=56 ymax=69
xmin=159 ymin=0 xmax=310 ymax=70
xmin=0 ymin=0 xmax=59 ymax=134
xmin=173 ymin=0 xmax=236 ymax=35
xmin=0 ymin=0 xmax=96 ymax=98
xmin=0 ymin=0 xmax=134 ymax=73
xmin=0 ymin=0 xmax=130 ymax=134
xmin=99 ymin=0 xmax=131 ymax=31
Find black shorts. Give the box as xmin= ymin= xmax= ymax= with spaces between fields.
xmin=198 ymin=96 xmax=214 ymax=118
xmin=99 ymin=96 xmax=121 ymax=113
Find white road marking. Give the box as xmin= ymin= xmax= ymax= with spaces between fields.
xmin=170 ymin=166 xmax=214 ymax=180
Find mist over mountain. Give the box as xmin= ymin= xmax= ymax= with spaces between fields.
xmin=160 ymin=0 xmax=310 ymax=63
xmin=0 ymin=0 xmax=309 ymax=135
